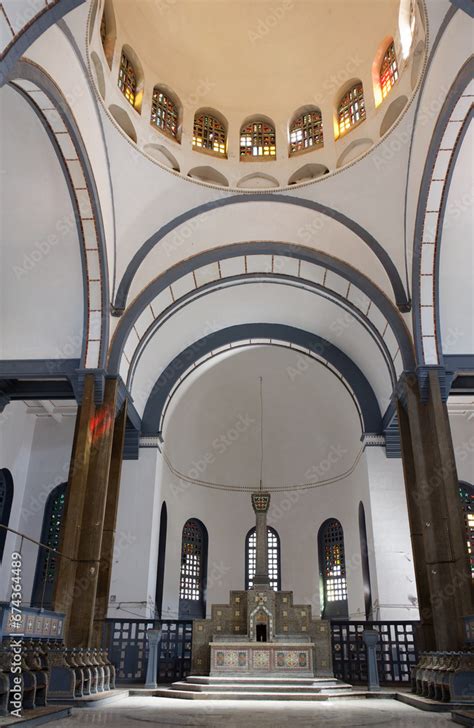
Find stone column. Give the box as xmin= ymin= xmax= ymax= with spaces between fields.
xmin=398 ymin=371 xmax=473 ymax=650
xmin=93 ymin=399 xmax=128 ymax=646
xmin=67 ymin=377 xmax=118 ymax=647
xmin=53 ymin=374 xmax=96 ymax=634
xmin=251 ymin=492 xmax=271 ymax=589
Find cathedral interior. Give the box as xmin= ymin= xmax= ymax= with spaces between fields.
xmin=0 ymin=0 xmax=473 ymax=726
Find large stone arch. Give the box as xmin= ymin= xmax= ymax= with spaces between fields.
xmin=141 ymin=324 xmax=382 ymax=437
xmin=9 ymin=60 xmax=110 ymax=369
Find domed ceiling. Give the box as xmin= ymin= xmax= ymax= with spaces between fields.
xmin=112 ymin=0 xmax=401 ymax=118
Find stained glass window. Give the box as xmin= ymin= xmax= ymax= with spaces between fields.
xmin=459 ymin=482 xmax=474 ymax=577
xmin=151 ymin=88 xmax=179 ymax=139
xmin=338 ymin=83 xmax=366 ymax=136
xmin=289 ymin=110 xmax=323 ymax=154
xmin=380 ymin=42 xmax=399 ymax=99
xmin=118 ymin=51 xmax=136 ymax=107
xmin=0 ymin=469 xmax=13 ymax=563
xmin=240 ymin=121 xmax=276 ymax=158
xmin=245 ymin=527 xmax=281 ymax=591
xmin=193 ymin=113 xmax=226 ymax=155
xmin=179 ymin=519 xmax=208 ymax=618
xmin=319 ymin=518 xmax=348 ymax=618
xmin=31 ymin=483 xmax=67 ymax=608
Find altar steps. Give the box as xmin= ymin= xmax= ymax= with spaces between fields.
xmin=151 ymin=676 xmax=355 ymax=701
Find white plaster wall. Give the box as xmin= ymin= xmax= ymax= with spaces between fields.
xmin=450 ymin=405 xmax=474 ymax=486
xmin=0 ymin=85 xmax=83 ymax=360
xmin=406 ymin=7 xmax=472 ymax=255
xmin=24 ymin=16 xmax=116 ymax=292
xmin=0 ymin=409 xmax=75 ymax=604
xmin=364 ymin=446 xmax=419 ymax=621
xmin=439 ymin=121 xmax=474 ymax=356
xmin=107 ymin=447 xmax=162 ymax=619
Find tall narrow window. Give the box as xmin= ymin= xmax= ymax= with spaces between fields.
xmin=337 ymin=83 xmax=366 ymax=136
xmin=289 ymin=109 xmax=323 ymax=154
xmin=31 ymin=483 xmax=67 ymax=609
xmin=151 ymin=88 xmax=179 ymax=140
xmin=245 ymin=526 xmax=281 ymax=591
xmin=380 ymin=42 xmax=399 ymax=99
xmin=459 ymin=482 xmax=474 ymax=577
xmin=240 ymin=120 xmax=276 ymax=159
xmin=193 ymin=113 xmax=226 ymax=156
xmin=0 ymin=469 xmax=14 ymax=563
xmin=178 ymin=518 xmax=208 ymax=618
xmin=318 ymin=518 xmax=348 ymax=619
xmin=358 ymin=502 xmax=372 ymax=620
xmin=155 ymin=502 xmax=167 ymax=617
xmin=118 ymin=51 xmax=136 ymax=107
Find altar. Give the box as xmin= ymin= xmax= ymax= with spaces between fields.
xmin=191 ymin=491 xmax=333 ymax=678
xmin=210 ymin=641 xmax=314 ymax=677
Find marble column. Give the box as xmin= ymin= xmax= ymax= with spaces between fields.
xmin=251 ymin=492 xmax=271 ymax=589
xmin=398 ymin=370 xmax=473 ymax=650
xmin=53 ymin=374 xmax=96 ymax=636
xmin=397 ymin=397 xmax=435 ymax=650
xmin=67 ymin=377 xmax=118 ymax=647
xmin=93 ymin=399 xmax=128 ymax=646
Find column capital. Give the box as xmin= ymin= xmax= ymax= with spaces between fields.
xmin=251 ymin=492 xmax=271 ymax=513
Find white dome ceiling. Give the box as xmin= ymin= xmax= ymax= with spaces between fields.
xmin=164 ymin=345 xmax=363 ymax=492
xmin=112 ymin=0 xmax=401 ymax=118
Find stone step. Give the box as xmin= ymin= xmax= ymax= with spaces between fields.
xmin=186 ymin=675 xmax=338 ymax=685
xmin=171 ymin=680 xmax=352 ymax=694
xmin=153 ymin=688 xmax=339 ymax=701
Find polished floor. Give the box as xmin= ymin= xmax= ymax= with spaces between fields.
xmin=41 ymin=696 xmax=456 ymax=727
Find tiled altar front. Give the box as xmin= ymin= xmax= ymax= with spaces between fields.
xmin=192 ymin=588 xmax=333 ymax=677
xmin=210 ymin=641 xmax=314 ymax=676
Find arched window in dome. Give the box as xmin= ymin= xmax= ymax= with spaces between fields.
xmin=289 ymin=109 xmax=323 ymax=155
xmin=151 ymin=88 xmax=179 ymax=140
xmin=118 ymin=51 xmax=137 ymax=108
xmin=192 ymin=112 xmax=227 ymax=156
xmin=31 ymin=483 xmax=67 ymax=609
xmin=179 ymin=518 xmax=208 ymax=618
xmin=0 ymin=469 xmax=14 ymax=563
xmin=318 ymin=518 xmax=348 ymax=619
xmin=245 ymin=526 xmax=281 ymax=591
xmin=240 ymin=120 xmax=276 ymax=159
xmin=380 ymin=41 xmax=399 ymax=99
xmin=337 ymin=83 xmax=366 ymax=137
xmin=459 ymin=482 xmax=474 ymax=577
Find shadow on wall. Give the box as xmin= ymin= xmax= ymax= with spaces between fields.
xmin=145 ymin=143 xmax=180 ymax=172
xmin=91 ymin=51 xmax=105 ymax=99
xmin=336 ymin=138 xmax=373 ymax=169
xmin=380 ymin=95 xmax=408 ymax=137
xmin=188 ymin=166 xmax=228 ymax=186
xmin=108 ymin=104 xmax=137 ymax=142
xmin=237 ymin=172 xmax=279 ymax=189
xmin=288 ymin=164 xmax=329 ymax=185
